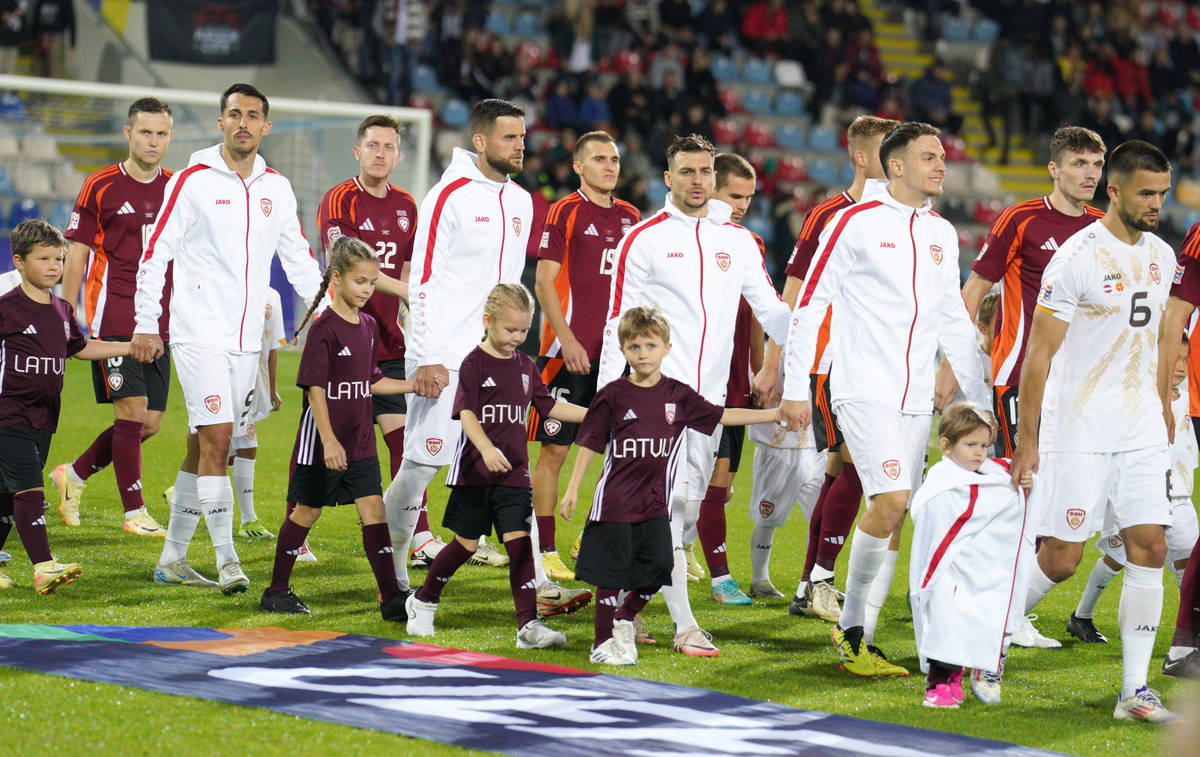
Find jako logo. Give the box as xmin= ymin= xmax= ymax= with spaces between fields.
xmin=474 ymin=216 xmax=489 ymax=222
xmin=666 ymin=251 xmax=684 ymax=258
xmin=880 ymin=241 xmax=895 ymax=248
xmin=215 ymin=199 xmax=231 ymax=205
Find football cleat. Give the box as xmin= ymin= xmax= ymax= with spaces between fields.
xmin=51 ymin=463 xmax=85 ymax=527
xmin=405 ymin=592 xmax=437 ymax=636
xmin=683 ymin=542 xmax=704 ymax=581
xmin=633 ymin=612 xmax=656 ymax=644
xmin=153 ymin=560 xmax=218 ymax=587
xmin=541 ymin=551 xmax=575 ymax=581
xmin=570 ymin=533 xmax=581 ymax=560
xmin=33 ymin=559 xmax=81 ymax=594
xmin=923 ymin=683 xmax=960 ymax=709
xmin=832 ymin=624 xmax=908 ymax=677
xmin=749 ymin=579 xmax=785 ymax=599
xmin=537 ymin=581 xmax=592 ymax=618
xmin=516 ymin=619 xmax=567 ymax=649
xmin=259 ymin=587 xmax=310 ymax=615
xmin=711 ymin=577 xmax=753 ymax=605
xmin=239 ymin=519 xmax=275 ymax=540
xmin=970 ymin=666 xmax=1003 ymax=704
xmin=0 ymin=568 xmax=15 ymax=589
xmin=123 ymin=509 xmax=166 ymax=537
xmin=468 ymin=539 xmax=509 ymax=567
xmin=1162 ymin=649 xmax=1200 ymax=679
xmin=296 ymin=540 xmax=317 ymax=563
xmin=1011 ymin=614 xmax=1062 ymax=648
xmin=0 ymin=550 xmax=12 ymax=565
xmin=379 ymin=589 xmax=411 ymax=622
xmin=1066 ymin=613 xmax=1108 ymax=643
xmin=590 ymin=637 xmax=635 ymax=665
xmin=1113 ymin=686 xmax=1179 ymax=723
xmin=409 ymin=536 xmax=446 ymax=569
xmin=217 ymin=560 xmax=250 ymax=595
xmin=673 ymin=625 xmax=719 ymax=657
xmin=612 ymin=618 xmax=638 ymax=663
xmin=788 ymin=592 xmax=809 ymax=617
xmin=804 ymin=579 xmax=842 ymax=622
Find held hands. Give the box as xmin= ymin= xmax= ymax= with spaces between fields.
xmin=933 ymin=363 xmax=958 ymax=412
xmin=559 ymin=488 xmax=578 ymax=521
xmin=481 ymin=445 xmax=512 ymax=474
xmin=1018 ymin=469 xmax=1034 ymax=491
xmin=323 ymin=438 xmax=347 ymax=471
xmin=271 ymin=390 xmax=283 ymax=412
xmin=777 ymin=399 xmax=811 ymax=431
xmin=1010 ymin=443 xmax=1038 ymax=490
xmin=752 ymin=365 xmax=779 ymax=407
xmin=1165 ymin=404 xmax=1176 ymax=445
xmin=414 ymin=364 xmax=450 ymax=398
xmin=561 ymin=338 xmax=590 ymax=375
xmin=130 ymin=333 xmax=163 ymax=363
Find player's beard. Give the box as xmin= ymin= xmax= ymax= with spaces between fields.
xmin=1118 ymin=205 xmax=1158 ymax=232
xmin=484 ymin=148 xmax=522 ymax=177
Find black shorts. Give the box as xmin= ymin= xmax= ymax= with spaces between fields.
xmin=0 ymin=423 xmax=52 ymax=493
xmin=286 ymin=456 xmax=382 ymax=507
xmin=372 ymin=359 xmax=407 ymax=417
xmin=90 ymin=337 xmax=171 ymax=411
xmin=810 ymin=373 xmax=844 ymax=451
xmin=716 ymin=425 xmax=746 ymax=473
xmin=443 ymin=485 xmax=532 ymax=539
xmin=993 ymin=385 xmax=1018 ymax=457
xmin=574 ymin=516 xmax=673 ymax=590
xmin=528 ymin=357 xmax=599 ymax=444
xmin=1193 ymin=416 xmax=1200 ymax=452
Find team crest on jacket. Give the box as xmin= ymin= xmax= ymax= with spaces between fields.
xmin=929 ymin=244 xmax=943 ymax=264
xmin=543 ymin=418 xmax=561 ymax=436
xmin=512 ymin=217 xmax=522 ymax=236
xmin=1066 ymin=508 xmax=1086 ymax=530
xmin=522 ymin=374 xmax=530 ymax=393
xmin=426 ymin=437 xmax=443 ymax=456
xmin=1150 ymin=262 xmax=1161 ymax=285
xmin=715 ymin=252 xmax=731 ymax=271
xmin=204 ymin=394 xmax=221 ymax=414
xmin=664 ymin=403 xmax=676 ymax=424
xmin=758 ymin=500 xmax=775 ymax=519
xmin=882 ymin=459 xmax=901 ymax=480
xmin=260 ymin=198 xmax=273 ymax=217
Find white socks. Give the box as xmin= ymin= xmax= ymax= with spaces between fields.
xmin=1075 ymin=558 xmax=1121 ymax=619
xmin=231 ymin=457 xmax=256 ymax=524
xmin=838 ymin=528 xmax=889 ymax=629
xmin=160 ymin=471 xmax=199 ymax=565
xmin=1024 ymin=562 xmax=1059 ymax=614
xmin=810 ymin=564 xmax=835 ymax=583
xmin=384 ymin=458 xmax=438 ymax=590
xmin=863 ymin=548 xmax=898 ymax=643
xmin=662 ymin=507 xmax=699 ymax=633
xmin=530 ymin=515 xmax=548 ymax=588
xmin=1118 ymin=563 xmax=1164 ymax=698
xmin=197 ymin=475 xmax=237 ymax=567
xmin=750 ymin=524 xmax=775 ymax=583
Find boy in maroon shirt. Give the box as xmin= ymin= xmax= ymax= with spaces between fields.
xmin=0 ymin=220 xmax=139 ymax=593
xmin=560 ymin=306 xmax=778 ymax=664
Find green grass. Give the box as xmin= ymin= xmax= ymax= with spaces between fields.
xmin=0 ymin=350 xmax=1186 ymax=755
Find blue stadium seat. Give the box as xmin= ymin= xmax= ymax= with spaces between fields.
xmin=941 ymin=17 xmax=970 ymax=42
xmin=413 ymin=65 xmax=440 ymax=94
xmin=808 ymin=158 xmax=839 ymax=186
xmin=0 ymin=166 xmax=12 ymax=194
xmin=485 ymin=11 xmax=512 ymax=35
xmin=440 ymin=99 xmax=470 ymax=129
xmin=0 ymin=93 xmax=25 ymax=121
xmin=745 ymin=212 xmax=773 ymax=245
xmin=808 ymin=125 xmax=839 ymax=153
xmin=840 ymin=160 xmax=857 ymax=185
xmin=742 ymin=90 xmax=772 ymax=115
xmin=711 ymin=56 xmax=738 ymax=83
xmin=775 ymin=123 xmax=806 ymax=151
xmin=774 ymin=91 xmax=805 ymax=117
xmin=742 ymin=58 xmax=772 ymax=85
xmin=49 ymin=202 xmax=71 ymax=231
xmin=972 ymin=19 xmax=1000 ymax=43
xmin=9 ymin=198 xmax=41 ymax=227
xmin=513 ymin=11 xmax=542 ymax=36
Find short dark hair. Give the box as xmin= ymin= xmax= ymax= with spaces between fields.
xmin=128 ymin=97 xmax=171 ymax=124
xmin=666 ymin=133 xmax=716 ymax=168
xmin=1107 ymin=140 xmax=1171 ymax=184
xmin=878 ymin=121 xmax=940 ymax=178
xmin=574 ymin=130 xmax=615 ymax=158
xmin=220 ymin=83 xmax=269 ymax=118
xmin=357 ymin=114 xmax=400 ymax=142
xmin=469 ymin=98 xmax=524 ymax=136
xmin=714 ymin=152 xmax=755 ymax=189
xmin=1049 ymin=126 xmax=1106 ymax=165
xmin=11 ymin=219 xmax=65 ymax=258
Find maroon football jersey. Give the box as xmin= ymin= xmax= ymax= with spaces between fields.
xmin=536 ymin=191 xmax=640 ymax=360
xmin=971 ymin=196 xmax=1105 ymax=386
xmin=784 ymin=190 xmax=854 ymax=279
xmin=292 ymin=309 xmax=384 ymax=465
xmin=66 ymin=163 xmax=172 ymax=339
xmin=1173 ymin=222 xmax=1200 ymax=306
xmin=318 ymin=177 xmax=418 ymax=362
xmin=725 ymin=232 xmax=767 ymax=408
xmin=449 ymin=346 xmax=556 ymax=487
xmin=0 ymin=287 xmax=87 ymax=431
xmin=575 ymin=376 xmax=723 ymax=523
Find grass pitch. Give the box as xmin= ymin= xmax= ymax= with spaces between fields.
xmin=0 ymin=350 xmax=1189 ymax=756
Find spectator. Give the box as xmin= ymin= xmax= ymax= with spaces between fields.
xmin=910 ymin=60 xmax=961 ymax=135
xmin=1079 ymin=97 xmax=1125 ymax=158
xmin=30 ymin=0 xmax=73 ymax=79
xmin=653 ymin=68 xmax=687 ymax=124
xmin=685 ymin=48 xmax=722 ymax=118
xmin=741 ymin=0 xmax=788 ymax=55
xmin=433 ymin=0 xmax=467 ymax=86
xmin=607 ymin=68 xmax=654 ymax=136
xmin=659 ymin=0 xmax=694 ymax=41
xmin=376 ymin=0 xmax=427 ymax=106
xmin=546 ymin=79 xmax=579 ymax=130
xmin=647 ymin=41 xmax=686 ymax=90
xmin=844 ymin=28 xmax=883 ymax=81
xmin=578 ymin=81 xmax=613 ymax=130
xmin=624 ymin=0 xmax=660 ymax=47
xmin=0 ymin=0 xmax=22 ymax=76
xmin=695 ymin=0 xmax=739 ymax=52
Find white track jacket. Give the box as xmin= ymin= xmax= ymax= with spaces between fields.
xmin=133 ymin=145 xmax=321 ymax=353
xmin=408 ymin=147 xmax=532 ymax=369
xmin=598 ymin=195 xmax=790 ymax=403
xmin=909 ymin=458 xmax=1031 ymax=673
xmin=782 ymin=182 xmax=988 ymax=411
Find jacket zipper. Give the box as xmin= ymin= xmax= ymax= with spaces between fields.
xmin=497 ymin=185 xmax=507 ymax=280
xmin=238 ymin=177 xmax=251 ymax=351
xmin=694 ymin=220 xmax=707 ymax=393
xmin=899 ymin=210 xmax=918 ymax=408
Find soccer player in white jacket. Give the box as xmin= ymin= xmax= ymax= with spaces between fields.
xmin=132 ymin=84 xmax=323 ymax=595
xmin=779 ymin=122 xmax=989 ymax=676
xmin=598 ymin=134 xmax=791 ymax=656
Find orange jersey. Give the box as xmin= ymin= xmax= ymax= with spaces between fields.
xmin=786 ymin=191 xmax=853 ymax=375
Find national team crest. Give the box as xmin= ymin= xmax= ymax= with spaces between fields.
xmin=1150 ymin=262 xmax=1161 ymax=285
xmin=543 ymin=419 xmax=562 ymax=436
xmin=715 ymin=252 xmax=731 ymax=271
xmin=882 ymin=459 xmax=901 ymax=480
xmin=107 ymin=373 xmax=123 ymax=391
xmin=522 ymin=374 xmax=530 ymax=393
xmin=930 ymin=244 xmax=943 ymax=264
xmin=245 ymin=422 xmax=256 ymax=442
xmin=63 ymin=321 xmax=70 ymax=338
xmin=398 ymin=216 xmax=409 ymax=232
xmin=204 ymin=394 xmax=222 ymax=414
xmin=1107 ymin=535 xmax=1123 ymax=549
xmin=758 ymin=500 xmax=775 ymax=519
xmin=1066 ymin=508 xmax=1086 ymax=530
xmin=425 ymin=437 xmax=443 ymax=456
xmin=260 ymin=198 xmax=273 ymax=217
xmin=512 ymin=217 xmax=522 ymax=236
xmin=664 ymin=403 xmax=676 ymax=424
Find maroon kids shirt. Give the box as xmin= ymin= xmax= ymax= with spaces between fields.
xmin=0 ymin=286 xmax=88 ymax=432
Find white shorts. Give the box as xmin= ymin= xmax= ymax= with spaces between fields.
xmin=1033 ymin=446 xmax=1172 ymax=542
xmin=834 ymin=400 xmax=931 ymax=498
xmin=401 ymin=358 xmax=461 ymax=466
xmin=172 ymin=344 xmax=259 ymax=436
xmin=749 ymin=445 xmax=825 ymax=526
xmin=685 ymin=424 xmax=722 ymax=502
xmin=1098 ymin=496 xmax=1200 ymax=564
xmin=230 ymin=421 xmax=259 ymax=453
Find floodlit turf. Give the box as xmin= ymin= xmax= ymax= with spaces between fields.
xmin=0 ymin=351 xmax=1187 ymax=756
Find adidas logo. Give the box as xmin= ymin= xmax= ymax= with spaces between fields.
xmin=712 ymin=544 xmax=727 ymax=554
xmin=520 ymin=579 xmax=537 ymax=590
xmin=823 ymin=535 xmax=845 ymax=545
xmin=359 ymin=218 xmax=375 ymax=231
xmin=436 ymin=576 xmax=450 ymax=583
xmin=125 ymin=481 xmax=142 ymax=492
xmin=22 ymin=324 xmax=37 ymax=335
xmin=584 ymin=223 xmax=599 ymax=236
xmin=1040 ymin=237 xmax=1059 ymax=251
xmin=338 ymin=346 xmax=352 ymax=357
xmin=483 ymin=376 xmax=496 ymax=388
xmin=32 ymin=516 xmax=45 ymax=526
xmin=378 ymin=546 xmax=394 ymax=554
xmin=117 ymin=201 xmax=136 ymax=215
xmin=285 ymin=548 xmax=302 ymax=556
xmin=599 ymin=595 xmax=620 ymax=607
xmin=623 ymin=408 xmax=637 ymax=420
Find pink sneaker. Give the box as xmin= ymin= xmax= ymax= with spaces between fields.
xmin=923 ymin=683 xmax=960 ymax=709
xmin=948 ymin=668 xmax=965 ymax=704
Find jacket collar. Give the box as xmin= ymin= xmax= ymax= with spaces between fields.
xmin=189 ymin=144 xmax=268 ymax=182
xmin=867 ymin=178 xmax=935 ymax=217
xmin=661 ymin=193 xmax=733 ymax=225
xmin=444 ymin=147 xmax=509 ymax=190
